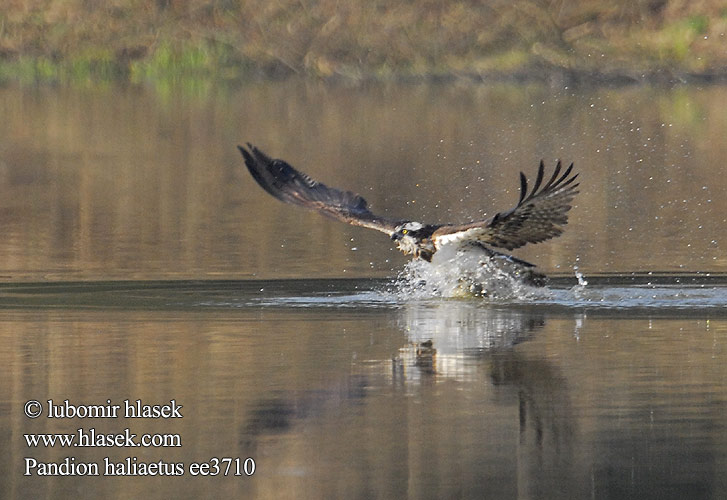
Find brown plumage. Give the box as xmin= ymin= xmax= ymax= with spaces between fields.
xmin=431 ymin=160 xmax=579 ymax=250
xmin=238 ymin=144 xmax=579 ymax=264
xmin=238 ymin=144 xmax=403 ymax=234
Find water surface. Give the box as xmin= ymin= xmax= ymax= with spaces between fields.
xmin=1 ymin=81 xmax=726 ymax=279
xmin=2 ymin=278 xmax=727 ymax=499
xmin=1 ymin=81 xmax=726 ymax=499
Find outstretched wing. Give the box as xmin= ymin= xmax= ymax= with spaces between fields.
xmin=433 ymin=161 xmax=579 ymax=250
xmin=238 ymin=144 xmax=404 ymax=236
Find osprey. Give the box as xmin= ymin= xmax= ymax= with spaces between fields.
xmin=238 ymin=144 xmax=578 ymax=278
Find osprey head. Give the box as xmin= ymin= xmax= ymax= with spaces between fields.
xmin=391 ymin=221 xmax=437 ymax=261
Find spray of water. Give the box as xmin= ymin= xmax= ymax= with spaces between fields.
xmin=393 ymin=244 xmax=552 ymax=301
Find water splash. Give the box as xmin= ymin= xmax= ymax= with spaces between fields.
xmin=393 ymin=245 xmax=546 ymax=301
xmin=573 ymin=265 xmax=589 ymax=287
xmin=569 ymin=265 xmax=589 ymax=301
xmin=386 ymin=250 xmax=727 ymax=310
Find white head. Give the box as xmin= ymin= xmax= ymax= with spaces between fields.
xmin=391 ymin=222 xmax=427 ymax=256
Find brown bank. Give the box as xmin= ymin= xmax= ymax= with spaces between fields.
xmin=1 ymin=0 xmax=726 ymax=85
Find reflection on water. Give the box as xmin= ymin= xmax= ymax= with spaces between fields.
xmin=0 ymin=275 xmax=725 ymax=311
xmin=1 ymin=280 xmax=727 ymax=498
xmin=0 ymin=82 xmax=726 ymax=280
xmin=2 ymin=81 xmax=727 ymax=498
xmin=398 ymin=300 xmax=546 ymax=358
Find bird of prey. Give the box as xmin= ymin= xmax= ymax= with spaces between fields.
xmin=238 ymin=144 xmax=578 ymax=279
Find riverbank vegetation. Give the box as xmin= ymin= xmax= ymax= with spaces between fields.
xmin=1 ymin=0 xmax=726 ymax=85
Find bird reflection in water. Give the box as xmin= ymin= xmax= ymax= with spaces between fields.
xmin=395 ymin=302 xmax=583 ymax=493
xmin=240 ymin=302 xmax=584 ymax=497
xmin=393 ymin=301 xmax=545 ymax=381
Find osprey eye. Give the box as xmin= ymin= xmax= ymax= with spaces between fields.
xmin=240 ymin=144 xmax=579 ymax=285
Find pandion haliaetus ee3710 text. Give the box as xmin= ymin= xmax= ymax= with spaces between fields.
xmin=238 ymin=144 xmax=579 ymax=281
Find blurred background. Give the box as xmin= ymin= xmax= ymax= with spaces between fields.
xmin=0 ymin=81 xmax=726 ymax=280
xmin=0 ymin=2 xmax=726 ymax=280
xmin=1 ymin=0 xmax=726 ymax=85
xmin=2 ymin=4 xmax=727 ymax=500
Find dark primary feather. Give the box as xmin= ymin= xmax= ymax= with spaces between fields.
xmin=240 ymin=144 xmax=579 ymax=258
xmin=238 ymin=144 xmax=403 ymax=235
xmin=432 ymin=160 xmax=579 ymax=250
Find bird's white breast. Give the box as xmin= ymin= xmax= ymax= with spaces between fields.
xmin=433 ymin=229 xmax=476 ymax=249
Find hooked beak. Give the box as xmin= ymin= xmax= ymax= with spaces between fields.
xmin=391 ymin=232 xmax=401 ymax=241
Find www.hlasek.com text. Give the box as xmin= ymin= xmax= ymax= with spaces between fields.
xmin=25 ymin=428 xmax=181 ymax=448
